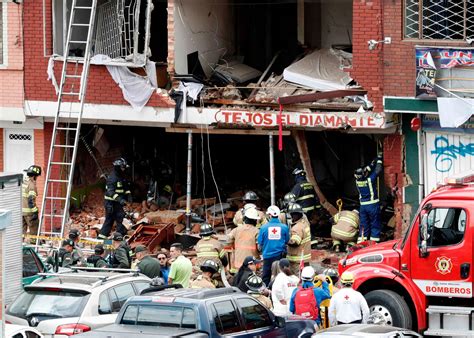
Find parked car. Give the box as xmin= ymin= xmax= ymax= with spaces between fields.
xmin=74 ymin=287 xmax=317 ymax=338
xmin=5 ymin=324 xmax=44 ymax=338
xmin=312 ymin=324 xmax=422 ymax=337
xmin=22 ymin=246 xmax=49 ymax=286
xmin=5 ymin=269 xmax=151 ymax=337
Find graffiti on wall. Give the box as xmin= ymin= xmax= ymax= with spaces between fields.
xmin=431 ymin=136 xmax=474 ymax=172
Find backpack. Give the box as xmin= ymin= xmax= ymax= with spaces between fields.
xmin=294 ymin=286 xmax=319 ymax=320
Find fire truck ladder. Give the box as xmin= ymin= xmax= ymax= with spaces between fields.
xmin=36 ymin=0 xmax=98 ymax=247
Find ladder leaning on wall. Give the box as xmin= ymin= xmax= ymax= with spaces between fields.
xmin=36 ymin=0 xmax=98 ymax=248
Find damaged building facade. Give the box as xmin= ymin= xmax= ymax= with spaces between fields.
xmin=2 ymin=0 xmax=446 ymax=241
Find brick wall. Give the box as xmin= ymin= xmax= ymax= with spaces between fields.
xmin=0 ymin=129 xmax=3 ymax=172
xmin=23 ymin=0 xmax=173 ymax=108
xmin=167 ymin=0 xmax=175 ymax=75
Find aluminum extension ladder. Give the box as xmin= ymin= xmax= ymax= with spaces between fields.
xmin=36 ymin=0 xmax=98 ymax=247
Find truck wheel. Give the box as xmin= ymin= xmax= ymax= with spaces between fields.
xmin=365 ymin=289 xmax=413 ymax=329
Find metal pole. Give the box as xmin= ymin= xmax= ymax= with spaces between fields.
xmin=186 ymin=130 xmax=193 ymax=233
xmin=269 ymin=132 xmax=275 ymax=205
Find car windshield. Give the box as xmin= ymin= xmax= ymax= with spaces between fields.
xmin=8 ymin=289 xmax=90 ymax=318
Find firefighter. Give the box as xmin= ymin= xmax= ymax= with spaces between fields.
xmin=328 ymin=271 xmax=370 ymax=326
xmin=279 ymin=192 xmax=296 ymax=227
xmin=99 ymin=158 xmax=132 ymax=239
xmin=87 ymin=244 xmax=109 ymax=268
xmin=355 ymin=153 xmax=383 ymax=243
xmin=22 ymin=165 xmax=41 ymax=241
xmin=289 ymin=266 xmax=331 ymax=326
xmin=286 ymin=203 xmax=312 ymax=275
xmin=227 ymin=207 xmax=260 ymax=274
xmin=245 ymin=275 xmax=273 ymax=310
xmin=195 ymin=223 xmax=228 ymax=268
xmin=110 ymin=232 xmax=132 ymax=269
xmin=258 ymin=205 xmax=289 ymax=286
xmin=233 ymin=191 xmax=266 ymax=228
xmin=190 ymin=260 xmax=219 ymax=289
xmin=290 ymin=168 xmax=321 ymax=245
xmin=331 ymin=210 xmax=360 ymax=252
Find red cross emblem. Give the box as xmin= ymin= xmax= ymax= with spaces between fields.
xmin=271 ymin=228 xmax=278 ymax=234
xmin=344 ymin=295 xmax=350 ymax=300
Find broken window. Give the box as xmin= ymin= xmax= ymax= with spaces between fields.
xmin=52 ymin=0 xmax=153 ymax=66
xmin=405 ymin=0 xmax=474 ymax=40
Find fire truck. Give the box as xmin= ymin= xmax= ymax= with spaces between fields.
xmin=339 ymin=171 xmax=474 ymax=336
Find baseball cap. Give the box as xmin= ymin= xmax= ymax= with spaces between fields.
xmin=112 ymin=232 xmax=124 ymax=241
xmin=243 ymin=256 xmax=261 ymax=266
xmin=134 ymin=245 xmax=147 ymax=254
xmin=94 ymin=244 xmax=105 ymax=255
xmin=69 ymin=229 xmax=80 ymax=239
xmin=279 ymin=258 xmax=290 ymax=269
xmin=62 ymin=239 xmax=75 ymax=247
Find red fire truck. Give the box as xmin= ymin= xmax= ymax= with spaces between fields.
xmin=339 ymin=171 xmax=474 ymax=336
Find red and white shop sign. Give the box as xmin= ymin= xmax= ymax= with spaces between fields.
xmin=214 ymin=110 xmax=386 ymax=129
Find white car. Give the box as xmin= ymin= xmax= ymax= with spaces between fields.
xmin=312 ymin=324 xmax=422 ymax=338
xmin=5 ymin=269 xmax=151 ymax=338
xmin=5 ymin=324 xmax=43 ymax=338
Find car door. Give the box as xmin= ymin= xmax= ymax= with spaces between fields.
xmin=22 ymin=248 xmax=45 ymax=286
xmin=209 ymin=299 xmax=247 ymax=337
xmin=411 ymin=202 xmax=473 ymax=298
xmin=234 ymin=297 xmax=286 ymax=338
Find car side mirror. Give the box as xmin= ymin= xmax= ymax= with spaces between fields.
xmin=419 ymin=213 xmax=429 ymax=258
xmin=275 ymin=316 xmax=286 ymax=328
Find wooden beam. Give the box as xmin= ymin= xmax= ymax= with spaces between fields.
xmin=166 ymin=127 xmax=291 ymax=136
xmin=292 ymin=130 xmax=337 ymax=216
xmin=278 ymin=89 xmax=368 ymax=105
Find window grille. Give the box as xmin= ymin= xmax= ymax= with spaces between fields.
xmin=9 ymin=134 xmax=32 ymax=141
xmin=405 ymin=0 xmax=474 ymax=40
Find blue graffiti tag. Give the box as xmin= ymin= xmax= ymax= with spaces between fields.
xmin=431 ymin=136 xmax=474 ymax=172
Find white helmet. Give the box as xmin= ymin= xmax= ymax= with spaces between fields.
xmin=266 ymin=205 xmax=281 ymax=218
xmin=301 ymin=266 xmax=315 ymax=281
xmin=244 ymin=207 xmax=260 ymax=221
xmin=243 ymin=203 xmax=257 ymax=211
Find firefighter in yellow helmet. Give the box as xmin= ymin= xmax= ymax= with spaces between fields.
xmin=22 ymin=165 xmax=41 ymax=241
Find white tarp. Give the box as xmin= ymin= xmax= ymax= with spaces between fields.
xmin=283 ymin=49 xmax=353 ymax=91
xmin=438 ymin=97 xmax=474 ymax=128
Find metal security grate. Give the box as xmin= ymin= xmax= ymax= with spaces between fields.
xmin=405 ymin=0 xmax=474 ymax=40
xmin=8 ymin=134 xmax=32 ymax=141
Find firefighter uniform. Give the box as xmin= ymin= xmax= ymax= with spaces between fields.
xmin=278 ymin=211 xmax=292 ymax=227
xmin=331 ymin=210 xmax=360 ymax=249
xmin=195 ymin=236 xmax=226 ymax=268
xmin=291 ymin=176 xmax=321 ymax=221
xmin=356 ymin=155 xmax=383 ymax=243
xmin=287 ymin=215 xmax=312 ymax=275
xmin=190 ymin=274 xmax=217 ymax=289
xmin=227 ymin=223 xmax=259 ymax=273
xmin=22 ymin=176 xmax=39 ymax=238
xmin=100 ymin=167 xmax=131 ymax=238
xmin=250 ymin=293 xmax=273 ymax=310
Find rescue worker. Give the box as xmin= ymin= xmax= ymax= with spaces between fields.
xmin=99 ymin=158 xmax=132 ymax=239
xmin=110 ymin=232 xmax=132 ymax=269
xmin=195 ymin=223 xmax=228 ymax=268
xmin=246 ymin=275 xmax=273 ymax=310
xmin=279 ymin=192 xmax=296 ymax=227
xmin=22 ymin=165 xmax=41 ymax=241
xmin=286 ymin=203 xmax=312 ymax=275
xmin=271 ymin=259 xmax=299 ymax=316
xmin=291 ymin=168 xmax=321 ymax=246
xmin=69 ymin=229 xmax=86 ymax=266
xmin=258 ymin=205 xmax=289 ymax=286
xmin=322 ymin=268 xmax=340 ymax=294
xmin=331 ymin=210 xmax=360 ymax=252
xmin=190 ymin=260 xmax=219 ymax=289
xmin=87 ymin=244 xmax=109 ymax=268
xmin=355 ymin=153 xmax=383 ymax=243
xmin=233 ymin=191 xmax=266 ymax=227
xmin=328 ymin=271 xmax=370 ymax=326
xmin=135 ymin=245 xmax=162 ymax=279
xmin=289 ymin=266 xmax=331 ymax=326
xmin=227 ymin=208 xmax=260 ymax=274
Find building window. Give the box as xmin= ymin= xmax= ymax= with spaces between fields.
xmin=405 ymin=0 xmax=474 ymax=40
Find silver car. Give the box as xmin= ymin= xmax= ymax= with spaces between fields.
xmin=313 ymin=324 xmax=422 ymax=338
xmin=5 ymin=269 xmax=151 ymax=338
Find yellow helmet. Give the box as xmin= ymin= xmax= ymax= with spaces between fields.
xmin=340 ymin=271 xmax=355 ymax=285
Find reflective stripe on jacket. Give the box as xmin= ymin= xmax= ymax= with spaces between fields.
xmin=287 ymin=216 xmax=311 ymax=263
xmin=22 ymin=177 xmax=38 ymax=214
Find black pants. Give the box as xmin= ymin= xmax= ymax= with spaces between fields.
xmin=338 ymin=320 xmax=362 ymax=325
xmin=100 ymin=200 xmax=126 ymax=237
xmin=262 ymin=253 xmax=284 ymax=286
